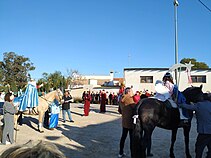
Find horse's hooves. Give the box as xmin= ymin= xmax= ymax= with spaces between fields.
xmin=39 ymin=130 xmax=44 ymax=133
xmin=170 ymin=154 xmax=175 ymax=158
xmin=186 ymin=154 xmax=192 ymax=158
xmin=147 ymin=153 xmax=153 ymax=157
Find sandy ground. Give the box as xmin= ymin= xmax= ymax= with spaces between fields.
xmin=0 ymin=103 xmax=208 ymax=158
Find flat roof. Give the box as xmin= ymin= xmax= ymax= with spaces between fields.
xmin=124 ymin=67 xmax=211 ymax=71
xmin=124 ymin=68 xmax=169 ymax=71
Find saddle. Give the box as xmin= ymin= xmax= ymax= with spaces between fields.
xmin=163 ymin=100 xmax=173 ymax=109
xmin=153 ymin=95 xmax=178 ymax=109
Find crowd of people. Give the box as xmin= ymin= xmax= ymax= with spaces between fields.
xmin=0 ymin=71 xmax=211 ymax=157
xmin=82 ymin=90 xmax=119 ymax=105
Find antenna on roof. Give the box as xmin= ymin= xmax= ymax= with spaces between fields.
xmin=128 ymin=53 xmax=131 ymax=67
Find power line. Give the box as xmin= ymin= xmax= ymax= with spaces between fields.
xmin=198 ymin=0 xmax=211 ymax=12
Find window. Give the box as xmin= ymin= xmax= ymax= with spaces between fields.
xmin=140 ymin=76 xmax=153 ymax=83
xmin=191 ymin=75 xmax=206 ymax=83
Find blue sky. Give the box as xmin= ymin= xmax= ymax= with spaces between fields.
xmin=0 ymin=0 xmax=210 ymax=79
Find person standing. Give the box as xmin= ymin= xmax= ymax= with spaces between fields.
xmin=109 ymin=92 xmax=113 ymax=105
xmin=84 ymin=91 xmax=92 ymax=116
xmin=100 ymin=90 xmax=106 ymax=113
xmin=2 ymin=93 xmax=17 ymax=145
xmin=49 ymin=99 xmax=60 ymax=130
xmin=118 ymin=84 xmax=125 ymax=103
xmin=95 ymin=92 xmax=100 ymax=104
xmin=133 ymin=91 xmax=141 ymax=104
xmin=118 ymin=87 xmax=136 ymax=158
xmin=180 ymin=94 xmax=211 ymax=158
xmin=61 ymin=90 xmax=74 ymax=123
xmin=90 ymin=91 xmax=95 ymax=104
xmin=82 ymin=91 xmax=86 ymax=103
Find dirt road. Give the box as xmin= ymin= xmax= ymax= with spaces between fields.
xmin=0 ymin=103 xmax=207 ymax=158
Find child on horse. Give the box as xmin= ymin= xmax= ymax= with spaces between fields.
xmin=162 ymin=72 xmax=188 ymax=122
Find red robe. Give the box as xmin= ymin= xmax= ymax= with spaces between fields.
xmin=133 ymin=95 xmax=140 ymax=104
xmin=84 ymin=94 xmax=91 ymax=116
xmin=100 ymin=93 xmax=107 ymax=112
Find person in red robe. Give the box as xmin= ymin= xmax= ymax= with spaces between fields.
xmin=133 ymin=91 xmax=141 ymax=104
xmin=100 ymin=90 xmax=107 ymax=113
xmin=84 ymin=91 xmax=92 ymax=116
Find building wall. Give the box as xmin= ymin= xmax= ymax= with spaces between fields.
xmin=124 ymin=68 xmax=211 ymax=93
xmin=82 ymin=74 xmax=113 ymax=86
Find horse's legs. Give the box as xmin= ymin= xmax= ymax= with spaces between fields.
xmin=170 ymin=129 xmax=178 ymax=158
xmin=38 ymin=111 xmax=44 ymax=133
xmin=183 ymin=126 xmax=192 ymax=158
xmin=142 ymin=129 xmax=154 ymax=158
xmin=17 ymin=112 xmax=23 ymax=125
xmin=146 ymin=136 xmax=153 ymax=156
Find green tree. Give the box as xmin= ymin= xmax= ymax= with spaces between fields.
xmin=37 ymin=73 xmax=49 ymax=93
xmin=39 ymin=71 xmax=64 ymax=92
xmin=180 ymin=58 xmax=209 ymax=69
xmin=0 ymin=66 xmax=4 ymax=85
xmin=0 ymin=52 xmax=35 ymax=91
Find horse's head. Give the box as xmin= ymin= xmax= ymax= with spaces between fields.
xmin=55 ymin=89 xmax=63 ymax=103
xmin=203 ymin=92 xmax=211 ymax=102
xmin=182 ymin=85 xmax=204 ymax=103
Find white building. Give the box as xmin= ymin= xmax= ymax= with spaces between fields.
xmin=82 ymin=72 xmax=113 ymax=87
xmin=124 ymin=68 xmax=211 ymax=93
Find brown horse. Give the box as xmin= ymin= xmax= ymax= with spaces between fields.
xmin=14 ymin=89 xmax=63 ymax=133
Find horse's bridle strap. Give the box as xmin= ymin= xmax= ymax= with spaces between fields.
xmin=40 ymin=96 xmax=53 ymax=106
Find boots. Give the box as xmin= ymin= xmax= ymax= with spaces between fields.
xmin=178 ymin=108 xmax=189 ymax=127
xmin=179 ymin=108 xmax=188 ymax=120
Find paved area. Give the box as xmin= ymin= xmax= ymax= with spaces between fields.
xmin=0 ymin=103 xmax=208 ymax=157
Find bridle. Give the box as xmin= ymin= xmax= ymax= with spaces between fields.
xmin=40 ymin=96 xmax=53 ymax=106
xmin=56 ymin=89 xmax=63 ymax=104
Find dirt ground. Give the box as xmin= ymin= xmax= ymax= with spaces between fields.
xmin=0 ymin=103 xmax=208 ymax=158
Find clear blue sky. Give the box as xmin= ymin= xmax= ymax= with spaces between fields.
xmin=0 ymin=0 xmax=210 ymax=79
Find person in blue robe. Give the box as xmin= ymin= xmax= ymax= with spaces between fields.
xmin=49 ymin=99 xmax=60 ymax=129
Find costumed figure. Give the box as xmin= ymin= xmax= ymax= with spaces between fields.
xmin=154 ymin=72 xmax=188 ymax=121
xmin=49 ymin=99 xmax=60 ymax=129
xmin=19 ymin=79 xmax=43 ymax=113
xmin=100 ymin=90 xmax=107 ymax=113
xmin=84 ymin=91 xmax=92 ymax=116
xmin=133 ymin=91 xmax=141 ymax=104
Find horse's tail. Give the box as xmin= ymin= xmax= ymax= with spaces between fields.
xmin=132 ymin=99 xmax=145 ymax=158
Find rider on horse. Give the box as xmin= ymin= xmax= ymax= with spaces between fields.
xmin=155 ymin=72 xmax=188 ymax=122
xmin=19 ymin=79 xmax=43 ymax=113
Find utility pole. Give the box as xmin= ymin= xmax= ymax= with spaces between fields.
xmin=174 ymin=0 xmax=179 ymax=85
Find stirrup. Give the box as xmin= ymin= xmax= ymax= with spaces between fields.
xmin=178 ymin=120 xmax=189 ymax=127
